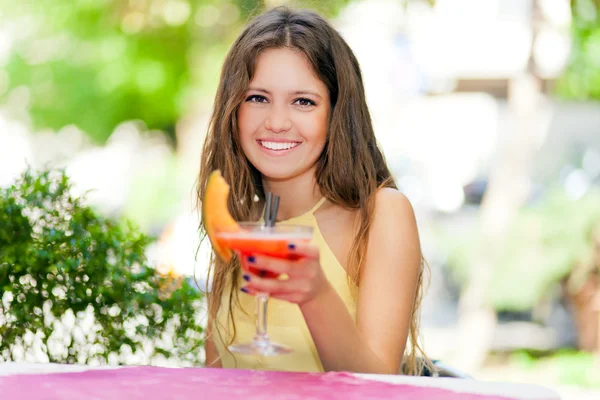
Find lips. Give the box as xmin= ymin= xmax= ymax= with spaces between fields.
xmin=257 ymin=140 xmax=301 ymax=151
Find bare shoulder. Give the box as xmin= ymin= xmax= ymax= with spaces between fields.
xmin=365 ymin=187 xmax=421 ymax=272
xmin=373 ymin=187 xmax=417 ymax=225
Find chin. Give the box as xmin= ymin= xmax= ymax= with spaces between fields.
xmin=251 ymin=160 xmax=310 ymax=181
xmin=247 ymin=150 xmax=320 ymax=182
xmin=256 ymin=166 xmax=299 ymax=181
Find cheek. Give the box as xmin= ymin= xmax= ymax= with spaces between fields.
xmin=303 ymin=110 xmax=329 ymax=145
xmin=237 ymin=105 xmax=262 ymax=138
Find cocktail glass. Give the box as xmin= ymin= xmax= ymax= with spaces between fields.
xmin=216 ymin=222 xmax=313 ymax=356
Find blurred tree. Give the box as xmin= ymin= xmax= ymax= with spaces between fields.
xmin=445 ymin=187 xmax=600 ymax=312
xmin=450 ymin=0 xmax=551 ymax=373
xmin=555 ymin=0 xmax=600 ymax=100
xmin=449 ymin=0 xmax=600 ymax=372
xmin=0 ymin=0 xmax=352 ymax=145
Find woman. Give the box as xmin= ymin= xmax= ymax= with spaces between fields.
xmin=197 ymin=6 xmax=429 ymax=375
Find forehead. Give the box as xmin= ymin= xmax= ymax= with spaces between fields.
xmin=249 ymin=48 xmax=327 ymax=94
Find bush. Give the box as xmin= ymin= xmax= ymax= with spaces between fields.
xmin=0 ymin=167 xmax=204 ymax=365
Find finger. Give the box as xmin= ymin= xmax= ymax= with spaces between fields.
xmin=240 ymin=286 xmax=258 ymax=296
xmin=246 ymin=254 xmax=319 ymax=280
xmin=286 ymin=242 xmax=319 ymax=260
xmin=268 ymin=292 xmax=304 ymax=304
xmin=245 ymin=254 xmax=301 ymax=278
xmin=241 ymin=286 xmax=303 ymax=304
xmin=243 ymin=273 xmax=309 ymax=296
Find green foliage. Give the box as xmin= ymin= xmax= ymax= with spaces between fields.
xmin=0 ymin=167 xmax=204 ymax=365
xmin=0 ymin=0 xmax=353 ymax=144
xmin=555 ymin=0 xmax=600 ymax=100
xmin=442 ymin=187 xmax=600 ymax=311
xmin=0 ymin=0 xmax=198 ymax=143
xmin=510 ymin=350 xmax=600 ymax=388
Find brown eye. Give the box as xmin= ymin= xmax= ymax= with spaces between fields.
xmin=294 ymin=98 xmax=316 ymax=107
xmin=246 ymin=95 xmax=268 ymax=103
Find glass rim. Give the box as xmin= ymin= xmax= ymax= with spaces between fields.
xmin=214 ymin=222 xmax=313 ymax=237
xmin=236 ymin=221 xmax=313 ymax=233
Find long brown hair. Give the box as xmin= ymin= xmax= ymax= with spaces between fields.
xmin=197 ymin=6 xmax=430 ymax=375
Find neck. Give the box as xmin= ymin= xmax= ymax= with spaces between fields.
xmin=262 ymin=168 xmax=323 ymax=221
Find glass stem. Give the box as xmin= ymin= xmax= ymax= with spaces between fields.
xmin=254 ymin=293 xmax=270 ymax=346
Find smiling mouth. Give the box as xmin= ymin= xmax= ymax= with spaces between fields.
xmin=257 ymin=140 xmax=301 ymax=151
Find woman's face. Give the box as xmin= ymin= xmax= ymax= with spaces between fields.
xmin=237 ymin=47 xmax=330 ymax=181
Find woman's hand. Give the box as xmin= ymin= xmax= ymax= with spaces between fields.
xmin=240 ymin=242 xmax=332 ymax=305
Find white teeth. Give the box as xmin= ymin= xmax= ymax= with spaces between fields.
xmin=260 ymin=141 xmax=299 ymax=150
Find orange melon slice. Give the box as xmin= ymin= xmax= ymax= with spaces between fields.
xmin=202 ymin=170 xmax=240 ymax=262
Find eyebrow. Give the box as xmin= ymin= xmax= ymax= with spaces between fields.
xmin=247 ymin=87 xmax=323 ymax=100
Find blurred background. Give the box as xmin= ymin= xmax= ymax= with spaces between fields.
xmin=0 ymin=0 xmax=599 ymax=397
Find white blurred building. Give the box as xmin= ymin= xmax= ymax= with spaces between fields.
xmin=334 ymin=0 xmax=573 ymax=213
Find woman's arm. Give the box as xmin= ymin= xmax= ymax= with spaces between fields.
xmin=242 ymin=189 xmax=422 ymax=374
xmin=300 ymin=189 xmax=421 ymax=373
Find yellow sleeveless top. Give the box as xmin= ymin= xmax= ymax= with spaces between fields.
xmin=213 ymin=197 xmax=357 ymax=372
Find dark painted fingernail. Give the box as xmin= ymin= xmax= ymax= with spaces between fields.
xmin=259 ymin=269 xmax=267 ymax=277
xmin=243 ymin=274 xmax=250 ymax=282
xmin=247 ymin=256 xmax=256 ymax=263
xmin=241 ymin=287 xmax=248 ymax=293
xmin=288 ymin=243 xmax=296 ymax=250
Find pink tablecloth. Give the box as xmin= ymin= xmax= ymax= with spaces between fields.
xmin=0 ymin=366 xmax=516 ymax=400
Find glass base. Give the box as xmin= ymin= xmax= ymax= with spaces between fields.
xmin=228 ymin=340 xmax=292 ymax=356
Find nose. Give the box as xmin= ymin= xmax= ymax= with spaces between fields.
xmin=264 ymin=107 xmax=292 ymax=134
